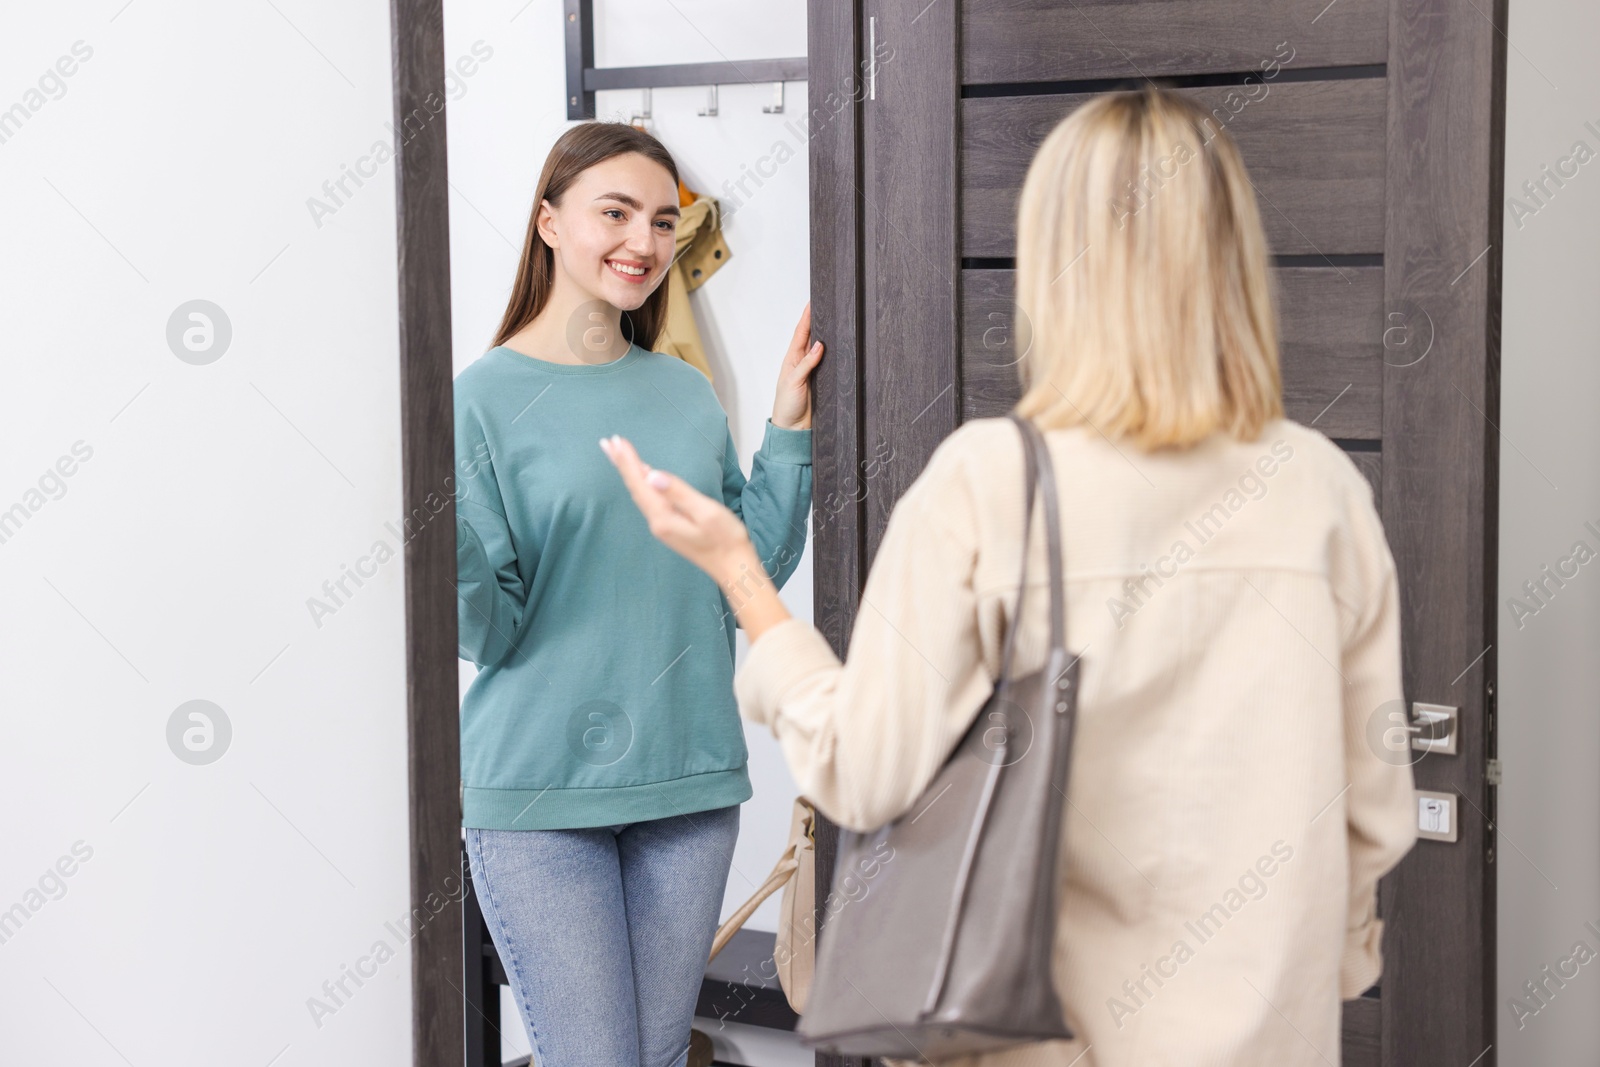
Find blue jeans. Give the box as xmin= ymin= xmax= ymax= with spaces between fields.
xmin=465 ymin=804 xmax=741 ymax=1067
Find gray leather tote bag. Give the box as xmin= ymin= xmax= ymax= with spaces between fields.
xmin=795 ymin=411 xmax=1082 ymax=1059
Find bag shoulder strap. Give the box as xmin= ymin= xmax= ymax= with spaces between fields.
xmin=1000 ymin=413 xmax=1067 ymax=678
xmin=998 ymin=413 xmax=1038 ymax=680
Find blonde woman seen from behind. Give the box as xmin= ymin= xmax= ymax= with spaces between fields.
xmin=601 ymin=86 xmax=1419 ymax=1067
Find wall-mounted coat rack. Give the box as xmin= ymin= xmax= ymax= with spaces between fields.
xmin=564 ymin=0 xmax=808 ymax=120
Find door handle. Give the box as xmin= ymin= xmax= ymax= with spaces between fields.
xmin=1408 ymin=702 xmax=1458 ymax=755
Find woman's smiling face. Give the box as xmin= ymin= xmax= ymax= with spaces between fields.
xmin=539 ymin=151 xmax=679 ymax=312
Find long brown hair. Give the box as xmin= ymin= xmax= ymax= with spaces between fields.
xmin=490 ymin=122 xmax=680 ymax=352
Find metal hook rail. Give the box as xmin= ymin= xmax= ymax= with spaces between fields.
xmin=564 ymin=0 xmax=808 ymax=120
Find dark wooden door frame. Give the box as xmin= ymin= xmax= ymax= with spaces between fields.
xmin=391 ymin=0 xmax=464 ymax=1063
xmin=393 ymin=2 xmax=835 ymax=1062
xmin=805 ymin=2 xmax=868 ymax=1061
xmin=805 ymin=2 xmax=1507 ymax=1067
xmin=393 ymin=1 xmax=824 ymax=1061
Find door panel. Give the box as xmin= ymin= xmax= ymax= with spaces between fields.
xmin=961 ymin=267 xmax=1386 ymax=439
xmin=1378 ymin=1 xmax=1504 ymax=1061
xmin=962 ymin=0 xmax=1388 ymax=83
xmin=962 ymin=79 xmax=1387 ymax=257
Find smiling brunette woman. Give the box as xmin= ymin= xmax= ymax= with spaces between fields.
xmin=452 ymin=122 xmax=822 ymax=1067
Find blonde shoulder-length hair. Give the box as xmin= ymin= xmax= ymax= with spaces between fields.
xmin=1012 ymin=85 xmax=1283 ymax=449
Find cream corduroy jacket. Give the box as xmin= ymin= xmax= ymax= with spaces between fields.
xmin=733 ymin=416 xmax=1418 ymax=1067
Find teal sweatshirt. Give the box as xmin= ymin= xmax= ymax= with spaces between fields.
xmin=452 ymin=342 xmax=813 ymax=830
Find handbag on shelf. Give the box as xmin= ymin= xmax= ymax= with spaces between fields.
xmin=774 ymin=798 xmax=816 ymax=1011
xmin=707 ymin=795 xmax=815 ymax=1013
xmin=794 ymin=410 xmax=1084 ymax=1058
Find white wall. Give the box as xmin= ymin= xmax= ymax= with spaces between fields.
xmin=442 ymin=2 xmax=813 ymax=1063
xmin=1497 ymin=0 xmax=1600 ymax=1061
xmin=0 ymin=3 xmax=412 ymax=1066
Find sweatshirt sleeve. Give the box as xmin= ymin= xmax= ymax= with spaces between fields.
xmin=1334 ymin=479 xmax=1419 ymax=998
xmin=733 ymin=436 xmax=996 ymax=832
xmin=454 ymin=409 xmax=529 ymax=668
xmin=722 ymin=418 xmax=813 ymax=593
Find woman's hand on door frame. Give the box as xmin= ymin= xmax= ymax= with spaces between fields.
xmin=771 ymin=302 xmax=823 ymax=431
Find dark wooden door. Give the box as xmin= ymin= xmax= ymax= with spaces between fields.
xmin=806 ymin=1 xmax=1506 ymax=1065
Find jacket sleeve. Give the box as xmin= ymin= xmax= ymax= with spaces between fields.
xmin=722 ymin=418 xmax=813 ymax=594
xmin=733 ymin=435 xmax=996 ymax=832
xmin=1335 ymin=481 xmax=1420 ymax=998
xmin=454 ymin=410 xmax=528 ymax=668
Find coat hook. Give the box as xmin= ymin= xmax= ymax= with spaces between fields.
xmin=697 ymin=84 xmax=718 ymax=117
xmin=630 ymin=86 xmax=652 ymax=128
xmin=762 ymin=81 xmax=785 ymax=114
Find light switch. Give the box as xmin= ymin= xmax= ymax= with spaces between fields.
xmin=1416 ymin=790 xmax=1458 ymax=842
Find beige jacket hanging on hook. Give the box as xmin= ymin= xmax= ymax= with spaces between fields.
xmin=653 ymin=181 xmax=731 ymax=383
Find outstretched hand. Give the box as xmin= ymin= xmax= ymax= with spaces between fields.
xmin=598 ymin=434 xmax=750 ymax=584
xmin=598 ymin=433 xmax=793 ymax=641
